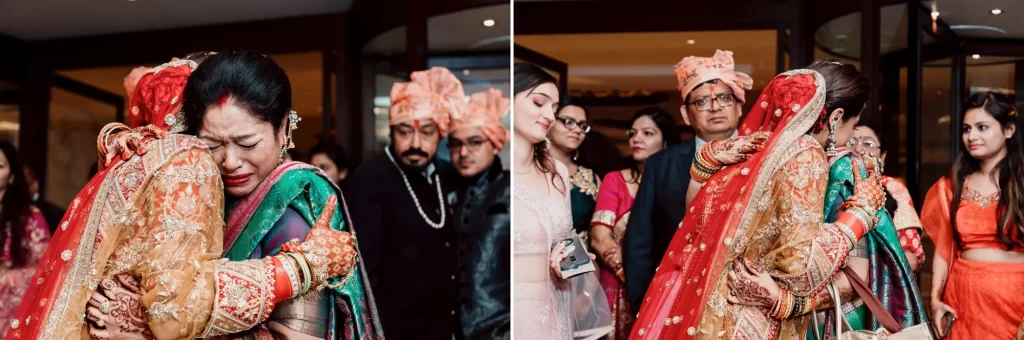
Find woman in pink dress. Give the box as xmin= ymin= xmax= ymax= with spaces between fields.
xmin=0 ymin=140 xmax=51 ymax=335
xmin=513 ymin=62 xmax=612 ymax=339
xmin=590 ymin=107 xmax=681 ymax=339
xmin=512 ymin=62 xmax=574 ymax=339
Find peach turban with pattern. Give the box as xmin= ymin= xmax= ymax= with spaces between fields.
xmin=389 ymin=67 xmax=466 ymax=135
xmin=450 ymin=88 xmax=510 ymax=151
xmin=674 ymin=50 xmax=753 ymax=107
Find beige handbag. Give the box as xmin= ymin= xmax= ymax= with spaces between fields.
xmin=812 ymin=267 xmax=936 ymax=340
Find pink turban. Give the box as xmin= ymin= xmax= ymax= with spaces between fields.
xmin=389 ymin=67 xmax=466 ymax=135
xmin=450 ymin=88 xmax=510 ymax=151
xmin=674 ymin=50 xmax=754 ymax=107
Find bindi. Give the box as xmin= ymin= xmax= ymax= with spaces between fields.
xmin=414 ymin=120 xmax=421 ymax=129
xmin=217 ymin=94 xmax=230 ymax=106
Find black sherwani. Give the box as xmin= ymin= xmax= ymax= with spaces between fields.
xmin=444 ymin=157 xmax=511 ymax=340
xmin=348 ymin=147 xmax=458 ymax=339
xmin=623 ymin=140 xmax=696 ymax=315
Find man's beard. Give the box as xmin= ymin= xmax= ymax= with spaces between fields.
xmin=399 ymin=148 xmax=431 ymax=171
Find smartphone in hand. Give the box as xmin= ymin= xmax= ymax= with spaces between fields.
xmin=941 ymin=314 xmax=956 ymax=338
xmin=556 ymin=235 xmax=595 ymax=279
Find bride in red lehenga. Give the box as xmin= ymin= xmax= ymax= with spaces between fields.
xmin=629 ymin=64 xmax=886 ymax=339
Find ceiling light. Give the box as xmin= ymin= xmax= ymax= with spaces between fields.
xmin=931 ymin=11 xmax=940 ymax=20
xmin=463 ymin=69 xmax=471 ymax=76
xmin=686 ymin=39 xmax=695 ymax=45
xmin=482 ymin=19 xmax=495 ymax=27
xmin=972 ymin=54 xmax=981 ymax=59
xmin=991 ymin=8 xmax=1002 ymax=15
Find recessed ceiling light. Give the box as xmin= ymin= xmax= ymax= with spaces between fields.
xmin=931 ymin=11 xmax=940 ymax=19
xmin=686 ymin=39 xmax=695 ymax=45
xmin=972 ymin=54 xmax=981 ymax=59
xmin=991 ymin=8 xmax=1002 ymax=15
xmin=482 ymin=19 xmax=495 ymax=27
xmin=463 ymin=69 xmax=471 ymax=76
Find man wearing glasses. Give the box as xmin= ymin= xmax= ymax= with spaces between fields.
xmin=623 ymin=50 xmax=752 ymax=314
xmin=443 ymin=88 xmax=511 ymax=340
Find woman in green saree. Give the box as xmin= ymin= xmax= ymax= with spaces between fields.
xmin=816 ymin=148 xmax=928 ymax=333
xmin=188 ymin=52 xmax=382 ymax=340
xmin=91 ymin=52 xmax=382 ymax=340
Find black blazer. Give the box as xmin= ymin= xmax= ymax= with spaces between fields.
xmin=623 ymin=140 xmax=696 ymax=314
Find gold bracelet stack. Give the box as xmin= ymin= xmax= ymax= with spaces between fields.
xmin=96 ymin=122 xmax=130 ymax=159
xmin=846 ymin=206 xmax=876 ymax=230
xmin=790 ymin=293 xmax=814 ymax=316
xmin=285 ymin=252 xmax=312 ymax=294
xmin=771 ymin=287 xmax=794 ymax=319
xmin=691 ymin=144 xmax=723 ymax=183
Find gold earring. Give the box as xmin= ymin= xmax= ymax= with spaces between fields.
xmin=825 ymin=120 xmax=838 ymax=157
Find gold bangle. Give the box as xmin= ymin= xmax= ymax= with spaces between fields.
xmin=286 ymin=252 xmax=312 ymax=294
xmin=97 ymin=123 xmax=129 ymax=154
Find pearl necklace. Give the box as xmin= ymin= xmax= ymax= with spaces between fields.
xmin=384 ymin=147 xmax=445 ymax=229
xmin=513 ymin=163 xmax=536 ymax=175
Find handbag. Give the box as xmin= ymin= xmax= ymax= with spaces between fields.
xmin=812 ymin=267 xmax=936 ymax=340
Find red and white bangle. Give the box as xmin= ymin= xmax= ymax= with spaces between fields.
xmin=269 ymin=257 xmax=294 ymax=303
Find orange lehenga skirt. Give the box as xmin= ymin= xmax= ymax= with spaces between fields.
xmin=944 ymin=258 xmax=1024 ymax=339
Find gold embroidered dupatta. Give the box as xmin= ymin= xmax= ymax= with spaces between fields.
xmin=6 ymin=135 xmax=217 ymax=340
xmin=630 ymin=70 xmax=846 ymax=339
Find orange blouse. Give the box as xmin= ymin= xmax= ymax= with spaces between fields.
xmin=921 ymin=177 xmax=1024 ymax=262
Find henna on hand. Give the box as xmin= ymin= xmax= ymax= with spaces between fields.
xmin=93 ymin=276 xmax=153 ymax=339
xmin=108 ymin=288 xmax=152 ymax=337
xmin=731 ymin=275 xmax=776 ymax=306
xmin=707 ymin=133 xmax=771 ymax=166
xmin=726 ymin=257 xmax=780 ymax=308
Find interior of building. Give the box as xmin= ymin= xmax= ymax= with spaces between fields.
xmin=0 ymin=0 xmax=510 ymax=207
xmin=515 ymin=0 xmax=1024 ymax=304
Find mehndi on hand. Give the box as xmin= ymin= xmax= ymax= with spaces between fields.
xmin=86 ymin=274 xmax=153 ymax=340
xmin=98 ymin=124 xmax=169 ymax=168
xmin=691 ymin=132 xmax=770 ymax=183
xmin=279 ymin=195 xmax=358 ymax=292
xmin=707 ymin=132 xmax=770 ymax=166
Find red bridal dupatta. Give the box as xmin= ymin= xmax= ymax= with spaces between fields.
xmin=4 ymin=61 xmax=225 ymax=340
xmin=630 ymin=69 xmax=837 ymax=339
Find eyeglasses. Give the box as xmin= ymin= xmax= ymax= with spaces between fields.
xmin=558 ymin=117 xmax=591 ymax=133
xmin=851 ymin=137 xmax=882 ymax=155
xmin=448 ymin=138 xmax=487 ymax=152
xmin=688 ymin=93 xmax=736 ymax=112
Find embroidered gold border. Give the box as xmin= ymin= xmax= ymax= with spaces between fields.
xmin=697 ymin=69 xmax=827 ymax=327
xmin=42 ymin=135 xmax=207 ymax=339
xmin=591 ymin=210 xmax=617 ymax=228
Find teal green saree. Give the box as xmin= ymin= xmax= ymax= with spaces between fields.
xmin=223 ymin=161 xmax=383 ymax=339
xmin=816 ymin=152 xmax=927 ymax=334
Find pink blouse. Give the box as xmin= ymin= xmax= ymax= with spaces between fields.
xmin=0 ymin=209 xmax=51 ymax=335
